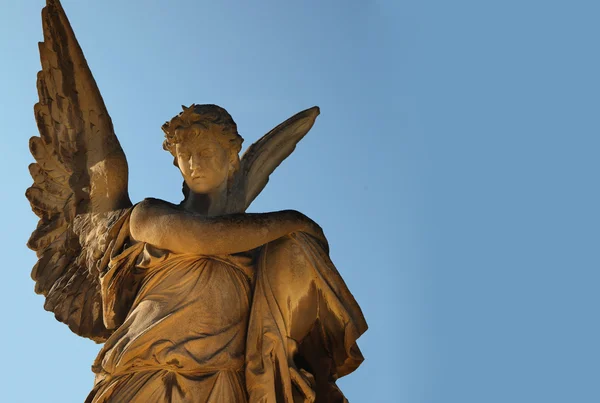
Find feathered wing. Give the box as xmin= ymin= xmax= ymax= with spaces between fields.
xmin=226 ymin=106 xmax=320 ymax=213
xmin=26 ymin=0 xmax=132 ymax=342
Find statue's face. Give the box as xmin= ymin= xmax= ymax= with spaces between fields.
xmin=175 ymin=128 xmax=231 ymax=194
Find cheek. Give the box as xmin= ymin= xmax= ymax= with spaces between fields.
xmin=210 ymin=157 xmax=229 ymax=178
xmin=215 ymin=150 xmax=231 ymax=171
xmin=177 ymin=157 xmax=191 ymax=175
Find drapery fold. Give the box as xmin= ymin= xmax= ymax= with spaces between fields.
xmin=246 ymin=232 xmax=367 ymax=403
xmin=86 ymin=211 xmax=366 ymax=402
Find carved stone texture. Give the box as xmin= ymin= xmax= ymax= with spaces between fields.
xmin=26 ymin=1 xmax=367 ymax=402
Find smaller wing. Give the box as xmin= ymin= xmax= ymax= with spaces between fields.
xmin=227 ymin=107 xmax=320 ymax=213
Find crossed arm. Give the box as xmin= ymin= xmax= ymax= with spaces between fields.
xmin=130 ymin=198 xmax=326 ymax=255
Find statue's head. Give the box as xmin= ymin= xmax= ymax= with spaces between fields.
xmin=162 ymin=104 xmax=244 ymax=195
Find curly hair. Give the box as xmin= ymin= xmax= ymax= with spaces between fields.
xmin=162 ymin=104 xmax=244 ymax=170
xmin=162 ymin=104 xmax=244 ymax=199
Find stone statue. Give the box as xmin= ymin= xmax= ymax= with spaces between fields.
xmin=26 ymin=1 xmax=367 ymax=402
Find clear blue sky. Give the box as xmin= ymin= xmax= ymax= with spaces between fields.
xmin=1 ymin=0 xmax=598 ymax=402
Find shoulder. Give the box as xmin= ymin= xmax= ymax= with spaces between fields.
xmin=130 ymin=198 xmax=180 ymax=238
xmin=133 ymin=198 xmax=179 ymax=214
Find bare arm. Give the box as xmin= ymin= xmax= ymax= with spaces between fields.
xmin=130 ymin=199 xmax=324 ymax=255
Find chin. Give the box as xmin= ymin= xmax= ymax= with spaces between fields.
xmin=189 ymin=185 xmax=215 ymax=194
xmin=187 ymin=180 xmax=224 ymax=194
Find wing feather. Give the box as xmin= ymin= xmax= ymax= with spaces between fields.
xmin=26 ymin=0 xmax=131 ymax=342
xmin=31 ymin=248 xmax=64 ymax=293
xmin=26 ymin=214 xmax=66 ymax=250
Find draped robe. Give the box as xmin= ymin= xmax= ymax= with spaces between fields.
xmin=85 ymin=210 xmax=367 ymax=403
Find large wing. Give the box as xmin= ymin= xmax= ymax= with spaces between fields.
xmin=226 ymin=107 xmax=320 ymax=213
xmin=26 ymin=0 xmax=132 ymax=342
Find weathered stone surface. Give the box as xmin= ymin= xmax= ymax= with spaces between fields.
xmin=26 ymin=1 xmax=367 ymax=402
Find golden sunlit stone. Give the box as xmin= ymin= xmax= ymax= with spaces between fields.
xmin=27 ymin=1 xmax=366 ymax=401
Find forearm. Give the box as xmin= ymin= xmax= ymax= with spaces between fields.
xmin=131 ymin=202 xmax=304 ymax=255
xmin=163 ymin=211 xmax=302 ymax=255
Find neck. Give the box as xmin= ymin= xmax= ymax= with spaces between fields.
xmin=182 ymin=184 xmax=228 ymax=216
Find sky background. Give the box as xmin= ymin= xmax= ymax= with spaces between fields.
xmin=0 ymin=0 xmax=598 ymax=402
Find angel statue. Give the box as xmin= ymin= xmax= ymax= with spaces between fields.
xmin=26 ymin=1 xmax=367 ymax=402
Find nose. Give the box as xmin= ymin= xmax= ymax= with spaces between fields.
xmin=189 ymin=155 xmax=205 ymax=174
